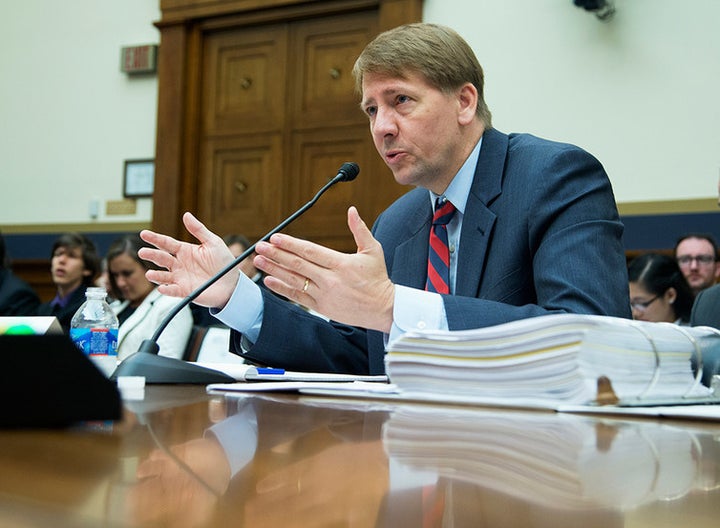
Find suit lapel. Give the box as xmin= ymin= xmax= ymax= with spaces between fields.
xmin=117 ymin=289 xmax=159 ymax=347
xmin=387 ymin=129 xmax=510 ymax=296
xmin=456 ymin=128 xmax=508 ymax=297
xmin=390 ymin=204 xmax=432 ymax=290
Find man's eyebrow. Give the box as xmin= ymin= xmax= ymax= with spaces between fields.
xmin=360 ymin=87 xmax=402 ymax=108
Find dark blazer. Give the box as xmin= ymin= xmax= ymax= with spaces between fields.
xmin=690 ymin=284 xmax=720 ymax=386
xmin=0 ymin=268 xmax=41 ymax=316
xmin=36 ymin=286 xmax=87 ymax=333
xmin=232 ymin=128 xmax=631 ymax=374
xmin=691 ymin=284 xmax=720 ymax=329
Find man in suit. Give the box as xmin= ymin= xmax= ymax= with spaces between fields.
xmin=139 ymin=23 xmax=631 ymax=375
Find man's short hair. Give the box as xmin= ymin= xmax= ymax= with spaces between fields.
xmin=352 ymin=23 xmax=492 ymax=127
xmin=674 ymin=233 xmax=719 ymax=259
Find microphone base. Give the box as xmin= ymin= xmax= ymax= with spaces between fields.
xmin=111 ymin=352 xmax=236 ymax=384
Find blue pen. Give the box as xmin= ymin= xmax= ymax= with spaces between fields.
xmin=256 ymin=368 xmax=285 ymax=375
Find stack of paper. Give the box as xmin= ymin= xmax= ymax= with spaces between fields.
xmin=385 ymin=314 xmax=718 ymax=405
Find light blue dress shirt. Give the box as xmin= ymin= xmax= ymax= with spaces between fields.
xmin=389 ymin=137 xmax=481 ymax=342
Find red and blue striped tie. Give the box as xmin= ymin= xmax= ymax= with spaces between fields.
xmin=426 ymin=198 xmax=456 ymax=294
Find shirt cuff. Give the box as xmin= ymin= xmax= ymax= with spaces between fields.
xmin=207 ymin=406 xmax=258 ymax=477
xmin=211 ymin=272 xmax=264 ymax=343
xmin=388 ymin=285 xmax=448 ymax=344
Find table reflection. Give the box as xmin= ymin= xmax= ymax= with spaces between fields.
xmin=120 ymin=392 xmax=392 ymax=527
xmin=382 ymin=405 xmax=720 ymax=518
xmin=6 ymin=386 xmax=716 ymax=527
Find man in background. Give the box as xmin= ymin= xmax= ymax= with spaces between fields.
xmin=674 ymin=233 xmax=719 ymax=295
xmin=36 ymin=233 xmax=100 ymax=332
xmin=0 ymin=232 xmax=40 ymax=316
xmin=223 ymin=234 xmax=262 ymax=284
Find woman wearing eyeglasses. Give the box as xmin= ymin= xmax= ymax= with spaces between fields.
xmin=627 ymin=253 xmax=694 ymax=324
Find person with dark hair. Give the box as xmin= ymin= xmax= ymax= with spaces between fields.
xmin=0 ymin=232 xmax=41 ymax=316
xmin=628 ymin=253 xmax=694 ymax=324
xmin=106 ymin=233 xmax=192 ymax=361
xmin=36 ymin=232 xmax=100 ymax=332
xmin=137 ymin=23 xmax=631 ymax=375
xmin=674 ymin=233 xmax=719 ymax=295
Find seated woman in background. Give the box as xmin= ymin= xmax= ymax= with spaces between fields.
xmin=628 ymin=253 xmax=694 ymax=324
xmin=106 ymin=234 xmax=193 ymax=361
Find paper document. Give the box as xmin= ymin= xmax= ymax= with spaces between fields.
xmin=207 ymin=380 xmax=396 ymax=394
xmin=385 ymin=313 xmax=720 ymax=406
xmin=196 ymin=361 xmax=388 ymax=383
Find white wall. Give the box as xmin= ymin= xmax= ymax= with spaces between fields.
xmin=1 ymin=0 xmax=718 ymax=228
xmin=424 ymin=0 xmax=720 ymax=204
xmin=0 ymin=0 xmax=160 ymax=227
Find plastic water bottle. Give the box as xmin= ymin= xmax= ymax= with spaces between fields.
xmin=70 ymin=287 xmax=119 ymax=377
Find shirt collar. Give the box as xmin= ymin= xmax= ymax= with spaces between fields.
xmin=428 ymin=136 xmax=483 ymax=215
xmin=50 ymin=286 xmax=81 ymax=308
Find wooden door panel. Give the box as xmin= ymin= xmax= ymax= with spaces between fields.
xmin=203 ymin=24 xmax=288 ymax=134
xmin=198 ymin=133 xmax=283 ymax=238
xmin=289 ymin=12 xmax=377 ymax=128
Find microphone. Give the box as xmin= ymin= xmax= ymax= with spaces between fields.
xmin=111 ymin=162 xmax=359 ymax=384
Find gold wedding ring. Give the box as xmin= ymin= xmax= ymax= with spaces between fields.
xmin=302 ymin=278 xmax=310 ymax=293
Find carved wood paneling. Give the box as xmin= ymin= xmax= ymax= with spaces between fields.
xmin=203 ymin=24 xmax=288 ymax=135
xmin=289 ymin=12 xmax=377 ymax=128
xmin=199 ymin=133 xmax=283 ymax=238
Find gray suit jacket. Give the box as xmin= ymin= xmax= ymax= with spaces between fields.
xmin=232 ymin=128 xmax=631 ymax=374
xmin=691 ymin=284 xmax=720 ymax=329
xmin=690 ymin=285 xmax=720 ymax=385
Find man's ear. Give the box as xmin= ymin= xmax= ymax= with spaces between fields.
xmin=457 ymin=82 xmax=478 ymax=125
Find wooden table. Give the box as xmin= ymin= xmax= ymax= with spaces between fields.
xmin=0 ymin=385 xmax=718 ymax=527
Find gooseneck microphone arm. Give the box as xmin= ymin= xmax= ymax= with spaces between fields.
xmin=111 ymin=162 xmax=359 ymax=384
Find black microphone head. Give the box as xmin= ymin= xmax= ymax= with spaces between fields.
xmin=337 ymin=162 xmax=360 ymax=182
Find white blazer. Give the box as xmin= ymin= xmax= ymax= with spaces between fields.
xmin=112 ymin=288 xmax=193 ymax=362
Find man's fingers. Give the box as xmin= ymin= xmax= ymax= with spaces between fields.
xmin=257 ymin=235 xmax=337 ymax=272
xmin=140 ymin=229 xmax=183 ymax=256
xmin=138 ymin=246 xmax=174 ymax=270
xmin=182 ymin=212 xmax=223 ymax=246
xmin=347 ymin=206 xmax=377 ymax=253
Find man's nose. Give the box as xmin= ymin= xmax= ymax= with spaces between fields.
xmin=373 ymin=108 xmax=397 ymax=137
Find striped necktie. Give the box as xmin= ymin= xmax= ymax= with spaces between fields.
xmin=426 ymin=198 xmax=456 ymax=294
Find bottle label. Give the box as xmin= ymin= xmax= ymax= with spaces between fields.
xmin=70 ymin=328 xmax=119 ymax=356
